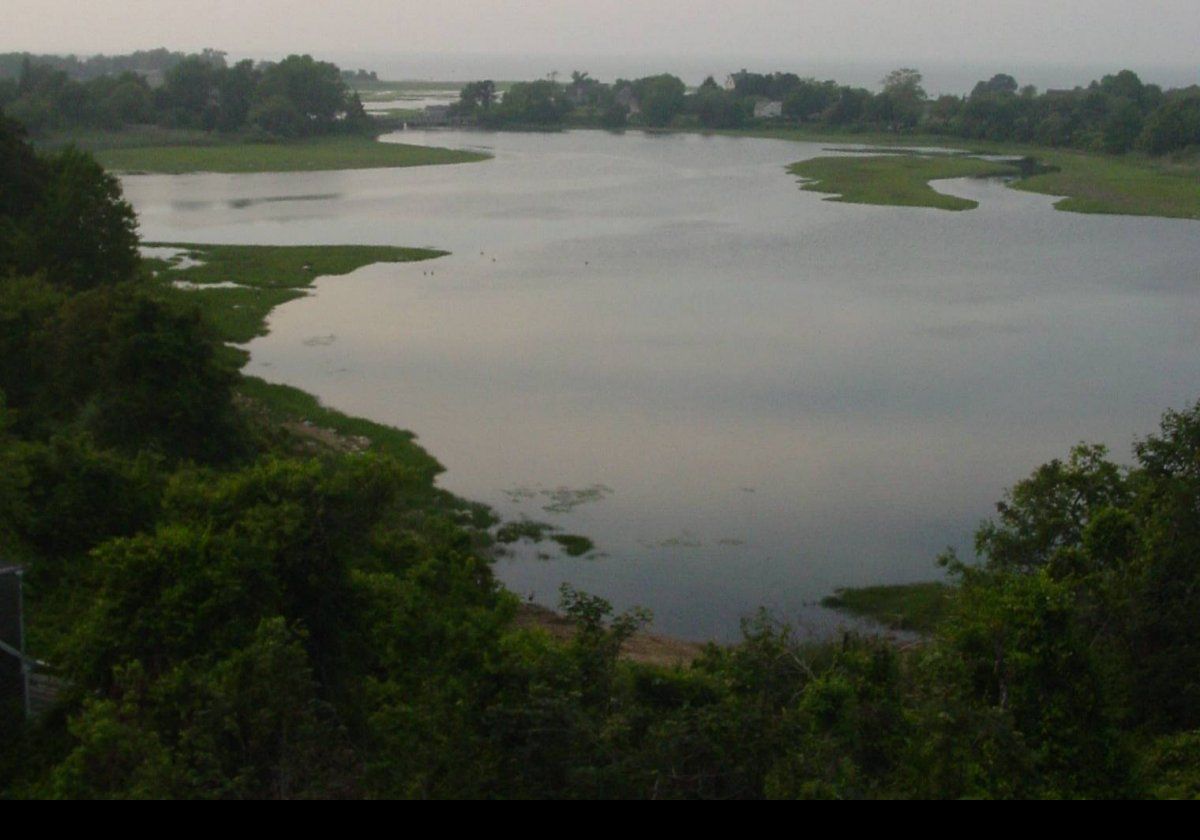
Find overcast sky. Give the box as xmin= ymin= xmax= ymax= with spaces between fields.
xmin=3 ymin=1 xmax=1197 ymax=71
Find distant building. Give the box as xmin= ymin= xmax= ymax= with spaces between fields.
xmin=754 ymin=100 xmax=783 ymax=119
xmin=614 ymin=85 xmax=640 ymax=115
xmin=566 ymin=83 xmax=590 ymax=106
xmin=424 ymin=105 xmax=451 ymax=122
xmin=137 ymin=69 xmax=166 ymax=89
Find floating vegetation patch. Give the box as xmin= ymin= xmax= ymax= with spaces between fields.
xmin=551 ymin=534 xmax=594 ymax=557
xmin=502 ymin=483 xmax=614 ymax=513
xmin=541 ymin=484 xmax=613 ymax=513
xmin=654 ymin=531 xmax=703 ymax=549
xmin=502 ymin=486 xmax=540 ymax=503
xmin=228 ymin=193 xmax=342 ymax=209
xmin=496 ymin=519 xmax=554 ymax=544
xmin=494 ymin=518 xmax=596 ymax=558
xmin=638 ymin=532 xmax=743 ymax=550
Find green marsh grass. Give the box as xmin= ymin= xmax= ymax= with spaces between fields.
xmin=759 ymin=125 xmax=1200 ymax=219
xmin=94 ymin=134 xmax=488 ymax=173
xmin=145 ymin=242 xmax=444 ymax=344
xmin=789 ymin=153 xmax=1021 ymax=211
xmin=822 ymin=582 xmax=955 ymax=634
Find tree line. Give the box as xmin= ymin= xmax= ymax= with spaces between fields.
xmin=3 ymin=113 xmax=1200 ymax=797
xmin=0 ymin=48 xmax=227 ymax=83
xmin=456 ymin=67 xmax=1200 ymax=156
xmin=6 ymin=48 xmax=1194 ymax=156
xmin=0 ymin=52 xmax=370 ymax=139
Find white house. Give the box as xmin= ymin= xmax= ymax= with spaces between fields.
xmin=754 ymin=100 xmax=783 ymax=119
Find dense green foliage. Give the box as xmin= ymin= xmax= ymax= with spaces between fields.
xmin=0 ymin=51 xmax=369 ymax=140
xmin=451 ymin=66 xmax=1199 ymax=157
xmin=730 ymin=67 xmax=1199 ymax=155
xmin=0 ymin=49 xmax=225 ymax=84
xmin=0 ymin=116 xmax=139 ymax=289
xmin=3 ymin=113 xmax=1200 ymax=799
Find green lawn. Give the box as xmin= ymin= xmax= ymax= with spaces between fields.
xmin=822 ymin=582 xmax=956 ymax=634
xmin=789 ymin=153 xmax=1020 ymax=211
xmin=144 ymin=242 xmax=445 ymax=344
xmin=94 ymin=134 xmax=488 ymax=174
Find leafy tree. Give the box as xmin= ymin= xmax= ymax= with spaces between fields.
xmin=874 ymin=68 xmax=927 ymax=129
xmin=1 ymin=121 xmax=139 ymax=293
xmin=1102 ymin=97 xmax=1144 ymax=153
xmin=46 ymin=663 xmax=179 ymax=799
xmin=214 ymin=59 xmax=257 ymax=132
xmin=247 ymin=94 xmax=305 ymax=139
xmin=6 ymin=432 xmax=162 ymax=572
xmin=690 ymin=86 xmax=747 ymax=128
xmin=158 ymin=56 xmax=219 ymax=129
xmin=177 ymin=618 xmax=358 ymax=798
xmin=972 ymin=73 xmax=1019 ymax=98
xmin=0 ymin=275 xmax=63 ymax=416
xmin=98 ymin=74 xmax=154 ymax=126
xmin=0 ymin=114 xmax=45 ymax=219
xmin=973 ymin=443 xmax=1128 ymax=573
xmin=487 ymin=80 xmax=570 ymax=126
xmin=41 ymin=288 xmax=247 ymax=462
xmin=766 ymin=635 xmax=907 ymax=799
xmin=454 ymin=80 xmax=496 ymax=117
xmin=782 ymin=79 xmax=839 ymax=121
xmin=933 ymin=566 xmax=1130 ymax=797
xmin=23 ymin=148 xmax=139 ymax=291
xmin=257 ymin=55 xmax=350 ymax=135
xmin=827 ymin=86 xmax=873 ymax=125
xmin=1138 ymin=89 xmax=1200 ymax=155
xmin=632 ymin=74 xmax=686 ymax=127
xmin=1126 ymin=402 xmax=1200 ymax=729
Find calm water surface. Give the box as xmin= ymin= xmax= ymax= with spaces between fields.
xmin=121 ymin=130 xmax=1200 ymax=641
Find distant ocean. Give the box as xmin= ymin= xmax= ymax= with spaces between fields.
xmin=280 ymin=51 xmax=1198 ymax=95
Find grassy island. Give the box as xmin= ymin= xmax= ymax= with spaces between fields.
xmin=91 ymin=134 xmax=488 ymax=174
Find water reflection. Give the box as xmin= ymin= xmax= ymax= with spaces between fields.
xmin=120 ymin=130 xmax=1200 ymax=641
xmin=227 ymin=193 xmax=343 ymax=210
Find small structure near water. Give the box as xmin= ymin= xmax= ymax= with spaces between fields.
xmin=0 ymin=565 xmax=28 ymax=717
xmin=753 ymin=100 xmax=784 ymax=119
xmin=1 ymin=565 xmax=62 ymax=719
